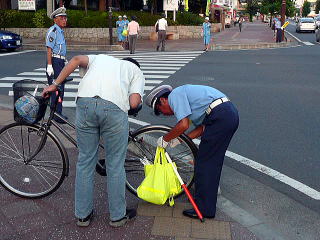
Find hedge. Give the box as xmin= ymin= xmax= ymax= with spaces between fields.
xmin=0 ymin=9 xmax=203 ymax=28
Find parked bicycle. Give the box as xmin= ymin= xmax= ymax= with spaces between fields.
xmin=0 ymin=79 xmax=197 ymax=199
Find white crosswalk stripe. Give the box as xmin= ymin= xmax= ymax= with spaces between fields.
xmin=2 ymin=51 xmax=202 ymax=108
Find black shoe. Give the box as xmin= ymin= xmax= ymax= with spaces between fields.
xmin=156 ymin=46 xmax=159 ymax=51
xmin=109 ymin=209 xmax=136 ymax=227
xmin=183 ymin=208 xmax=215 ymax=219
xmin=77 ymin=210 xmax=94 ymax=227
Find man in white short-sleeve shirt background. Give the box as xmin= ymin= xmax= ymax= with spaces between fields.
xmin=42 ymin=55 xmax=145 ymax=228
xmin=155 ymin=13 xmax=168 ymax=51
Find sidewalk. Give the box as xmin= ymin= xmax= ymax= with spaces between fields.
xmin=21 ymin=20 xmax=298 ymax=52
xmin=0 ymin=95 xmax=262 ymax=240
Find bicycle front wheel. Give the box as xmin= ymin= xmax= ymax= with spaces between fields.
xmin=125 ymin=125 xmax=197 ymax=198
xmin=0 ymin=123 xmax=67 ymax=198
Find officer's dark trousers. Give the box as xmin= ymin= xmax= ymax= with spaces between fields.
xmin=195 ymin=102 xmax=239 ymax=217
xmin=46 ymin=57 xmax=65 ymax=115
xmin=276 ymin=28 xmax=282 ymax=42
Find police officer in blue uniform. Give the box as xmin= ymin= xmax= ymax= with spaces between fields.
xmin=146 ymin=84 xmax=239 ymax=219
xmin=46 ymin=7 xmax=68 ymax=122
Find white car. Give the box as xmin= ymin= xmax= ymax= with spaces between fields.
xmin=296 ymin=18 xmax=316 ymax=33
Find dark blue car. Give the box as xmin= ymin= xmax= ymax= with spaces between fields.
xmin=0 ymin=30 xmax=22 ymax=51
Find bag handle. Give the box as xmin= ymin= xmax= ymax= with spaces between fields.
xmin=154 ymin=147 xmax=168 ymax=165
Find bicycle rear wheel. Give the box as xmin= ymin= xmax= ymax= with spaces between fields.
xmin=125 ymin=125 xmax=197 ymax=198
xmin=0 ymin=123 xmax=67 ymax=198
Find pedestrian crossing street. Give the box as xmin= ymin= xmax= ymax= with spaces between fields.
xmin=1 ymin=51 xmax=203 ymax=108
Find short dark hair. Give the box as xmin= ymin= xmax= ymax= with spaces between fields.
xmin=131 ymin=15 xmax=137 ymax=21
xmin=154 ymin=92 xmax=170 ymax=115
xmin=122 ymin=57 xmax=140 ymax=68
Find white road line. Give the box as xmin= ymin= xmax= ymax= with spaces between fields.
xmin=0 ymin=77 xmax=48 ymax=81
xmin=141 ymin=67 xmax=180 ymax=70
xmin=144 ymin=75 xmax=169 ymax=79
xmin=284 ymin=30 xmax=303 ymax=43
xmin=139 ymin=63 xmax=185 ymax=67
xmin=193 ymin=139 xmax=320 ymax=200
xmin=142 ymin=70 xmax=175 ymax=74
xmin=128 ymin=117 xmax=320 ymax=200
xmin=18 ymin=72 xmax=79 ymax=77
xmin=302 ymin=41 xmax=314 ymax=46
xmin=109 ymin=54 xmax=200 ymax=57
xmin=0 ymin=50 xmax=36 ymax=57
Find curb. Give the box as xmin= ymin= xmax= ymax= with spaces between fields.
xmin=22 ymin=44 xmax=124 ymax=51
xmin=210 ymin=41 xmax=299 ymax=50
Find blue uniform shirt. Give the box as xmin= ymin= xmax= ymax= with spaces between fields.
xmin=116 ymin=20 xmax=124 ymax=33
xmin=203 ymin=22 xmax=211 ymax=36
xmin=46 ymin=24 xmax=67 ymax=56
xmin=168 ymin=85 xmax=226 ymax=126
xmin=123 ymin=20 xmax=129 ymax=28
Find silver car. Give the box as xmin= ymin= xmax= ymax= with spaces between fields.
xmin=296 ymin=18 xmax=316 ymax=33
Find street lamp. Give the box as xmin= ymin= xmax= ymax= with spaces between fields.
xmin=109 ymin=7 xmax=113 ymax=45
xmin=281 ymin=0 xmax=286 ymax=41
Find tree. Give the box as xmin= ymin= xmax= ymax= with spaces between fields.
xmin=246 ymin=0 xmax=259 ymax=22
xmin=316 ymin=0 xmax=320 ymax=14
xmin=99 ymin=0 xmax=106 ymax=11
xmin=302 ymin=0 xmax=311 ymax=17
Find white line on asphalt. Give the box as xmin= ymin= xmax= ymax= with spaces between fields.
xmin=0 ymin=50 xmax=36 ymax=57
xmin=18 ymin=72 xmax=79 ymax=77
xmin=284 ymin=30 xmax=303 ymax=43
xmin=142 ymin=70 xmax=175 ymax=74
xmin=127 ymin=117 xmax=320 ymax=200
xmin=302 ymin=41 xmax=315 ymax=46
xmin=141 ymin=66 xmax=180 ymax=70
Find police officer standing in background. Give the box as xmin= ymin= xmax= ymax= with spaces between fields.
xmin=146 ymin=84 xmax=239 ymax=219
xmin=155 ymin=13 xmax=168 ymax=51
xmin=46 ymin=7 xmax=68 ymax=122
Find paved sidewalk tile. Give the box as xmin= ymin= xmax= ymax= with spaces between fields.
xmin=152 ymin=216 xmax=191 ymax=237
xmin=191 ymin=219 xmax=231 ymax=240
xmin=1 ymin=200 xmax=41 ymax=219
xmin=138 ymin=201 xmax=173 ymax=217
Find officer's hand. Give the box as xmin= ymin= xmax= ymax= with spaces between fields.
xmin=169 ymin=138 xmax=181 ymax=148
xmin=157 ymin=136 xmax=169 ymax=148
xmin=46 ymin=64 xmax=54 ymax=76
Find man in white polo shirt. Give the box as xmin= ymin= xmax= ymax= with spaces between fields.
xmin=155 ymin=13 xmax=168 ymax=51
xmin=42 ymin=55 xmax=145 ymax=228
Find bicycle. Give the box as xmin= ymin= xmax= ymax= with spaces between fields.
xmin=0 ymin=79 xmax=197 ymax=199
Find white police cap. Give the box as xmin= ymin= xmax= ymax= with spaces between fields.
xmin=145 ymin=85 xmax=172 ymax=115
xmin=118 ymin=15 xmax=122 ymax=18
xmin=123 ymin=15 xmax=127 ymax=18
xmin=205 ymin=17 xmax=209 ymax=20
xmin=50 ymin=7 xmax=67 ymax=19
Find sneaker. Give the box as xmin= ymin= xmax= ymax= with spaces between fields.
xmin=109 ymin=209 xmax=136 ymax=227
xmin=76 ymin=210 xmax=94 ymax=227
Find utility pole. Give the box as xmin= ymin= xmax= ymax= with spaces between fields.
xmin=47 ymin=0 xmax=54 ymax=18
xmin=281 ymin=0 xmax=286 ymax=41
xmin=108 ymin=6 xmax=113 ymax=45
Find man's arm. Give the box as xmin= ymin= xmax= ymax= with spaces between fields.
xmin=163 ymin=117 xmax=189 ymax=142
xmin=47 ymin=47 xmax=52 ymax=65
xmin=42 ymin=55 xmax=89 ymax=97
xmin=187 ymin=125 xmax=205 ymax=139
xmin=129 ymin=93 xmax=142 ymax=109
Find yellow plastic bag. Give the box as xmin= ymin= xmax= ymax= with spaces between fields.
xmin=122 ymin=29 xmax=128 ymax=36
xmin=137 ymin=147 xmax=181 ymax=206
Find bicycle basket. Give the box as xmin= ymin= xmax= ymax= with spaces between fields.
xmin=13 ymin=80 xmax=49 ymax=124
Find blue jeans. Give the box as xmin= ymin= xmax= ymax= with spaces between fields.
xmin=75 ymin=97 xmax=129 ymax=221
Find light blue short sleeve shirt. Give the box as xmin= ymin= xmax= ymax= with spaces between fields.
xmin=168 ymin=85 xmax=226 ymax=126
xmin=46 ymin=24 xmax=67 ymax=56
